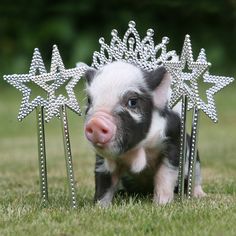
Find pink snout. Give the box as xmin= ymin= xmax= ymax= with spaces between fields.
xmin=85 ymin=112 xmax=116 ymax=146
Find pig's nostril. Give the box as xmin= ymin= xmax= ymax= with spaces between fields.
xmin=85 ymin=116 xmax=115 ymax=145
xmin=86 ymin=127 xmax=93 ymax=134
xmin=101 ymin=128 xmax=108 ymax=134
xmin=86 ymin=126 xmax=108 ymax=135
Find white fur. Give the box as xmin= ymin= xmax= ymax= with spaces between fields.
xmin=153 ymin=72 xmax=172 ymax=109
xmin=194 ymin=162 xmax=202 ymax=185
xmin=102 ymin=147 xmax=147 ymax=174
xmin=76 ymin=62 xmax=89 ymax=69
xmin=184 ymin=149 xmax=206 ymax=198
xmin=129 ymin=148 xmax=147 ymax=173
xmin=144 ymin=111 xmax=167 ymax=149
xmin=98 ymin=187 xmax=116 ymax=207
xmin=104 ymin=159 xmax=117 ymax=173
xmin=172 ymin=101 xmax=182 ymax=116
xmin=193 ymin=185 xmax=206 ymax=198
xmin=127 ymin=110 xmax=143 ymax=123
xmin=98 ymin=175 xmax=119 ymax=207
xmin=86 ymin=61 xmax=147 ymax=115
xmin=95 ymin=161 xmax=107 ymax=173
xmin=154 ymin=160 xmax=178 ymax=204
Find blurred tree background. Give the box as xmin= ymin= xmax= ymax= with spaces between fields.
xmin=0 ymin=0 xmax=235 ymax=85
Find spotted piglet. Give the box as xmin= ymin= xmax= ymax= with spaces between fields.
xmin=83 ymin=61 xmax=206 ymax=207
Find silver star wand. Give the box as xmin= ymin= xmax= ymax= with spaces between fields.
xmin=164 ymin=35 xmax=234 ymax=199
xmin=4 ymin=45 xmax=87 ymax=208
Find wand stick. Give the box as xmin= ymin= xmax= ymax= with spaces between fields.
xmin=36 ymin=106 xmax=48 ymax=204
xmin=60 ymin=104 xmax=77 ymax=208
xmin=187 ymin=106 xmax=200 ymax=198
xmin=177 ymin=95 xmax=187 ymax=200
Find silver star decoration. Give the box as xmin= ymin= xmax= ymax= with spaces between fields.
xmin=4 ymin=45 xmax=87 ymax=122
xmin=4 ymin=48 xmax=49 ymax=121
xmin=188 ymin=48 xmax=234 ymax=122
xmin=163 ymin=34 xmax=210 ymax=109
xmin=35 ymin=45 xmax=87 ymax=122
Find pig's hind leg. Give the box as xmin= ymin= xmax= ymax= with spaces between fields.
xmin=185 ymin=137 xmax=206 ymax=198
xmin=193 ymin=154 xmax=206 ymax=198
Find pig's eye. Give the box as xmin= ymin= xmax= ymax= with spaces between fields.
xmin=127 ymin=98 xmax=138 ymax=109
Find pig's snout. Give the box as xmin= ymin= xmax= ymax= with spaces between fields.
xmin=85 ymin=113 xmax=116 ymax=146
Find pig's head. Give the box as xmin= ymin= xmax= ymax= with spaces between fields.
xmin=84 ymin=61 xmax=171 ymax=159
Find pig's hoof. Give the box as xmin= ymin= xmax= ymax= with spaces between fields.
xmin=193 ymin=185 xmax=207 ymax=198
xmin=153 ymin=192 xmax=174 ymax=205
xmin=96 ymin=199 xmax=112 ymax=208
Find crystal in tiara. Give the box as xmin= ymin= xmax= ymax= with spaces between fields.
xmin=92 ymin=21 xmax=177 ymax=71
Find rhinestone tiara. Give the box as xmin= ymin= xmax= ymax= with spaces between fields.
xmin=91 ymin=21 xmax=234 ymax=123
xmin=92 ymin=21 xmax=177 ymax=71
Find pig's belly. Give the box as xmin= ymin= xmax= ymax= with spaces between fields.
xmin=121 ymin=167 xmax=155 ymax=195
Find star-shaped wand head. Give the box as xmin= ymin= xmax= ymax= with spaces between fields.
xmin=43 ymin=45 xmax=88 ymax=122
xmin=4 ymin=48 xmax=49 ymax=121
xmin=188 ymin=48 xmax=234 ymax=122
xmin=163 ymin=34 xmax=210 ymax=109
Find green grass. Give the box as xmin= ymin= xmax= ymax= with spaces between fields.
xmin=0 ymin=84 xmax=236 ymax=236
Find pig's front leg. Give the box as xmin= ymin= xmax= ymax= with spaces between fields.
xmin=94 ymin=155 xmax=119 ymax=207
xmin=153 ymin=158 xmax=178 ymax=205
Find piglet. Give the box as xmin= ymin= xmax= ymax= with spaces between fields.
xmin=83 ymin=61 xmax=206 ymax=207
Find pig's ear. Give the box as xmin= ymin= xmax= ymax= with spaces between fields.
xmin=84 ymin=68 xmax=97 ymax=85
xmin=145 ymin=67 xmax=171 ymax=109
xmin=76 ymin=62 xmax=97 ymax=85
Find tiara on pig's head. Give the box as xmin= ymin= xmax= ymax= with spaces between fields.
xmin=92 ymin=21 xmax=177 ymax=71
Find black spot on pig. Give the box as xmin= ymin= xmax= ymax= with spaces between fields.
xmin=144 ymin=66 xmax=167 ymax=90
xmin=94 ymin=155 xmax=112 ymax=201
xmin=162 ymin=107 xmax=181 ymax=167
xmin=84 ymin=68 xmax=97 ymax=85
xmin=115 ymin=90 xmax=154 ymax=153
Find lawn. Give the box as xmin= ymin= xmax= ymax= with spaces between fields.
xmin=0 ymin=82 xmax=236 ymax=236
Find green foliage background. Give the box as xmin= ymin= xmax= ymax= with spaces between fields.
xmin=0 ymin=0 xmax=236 ymax=81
